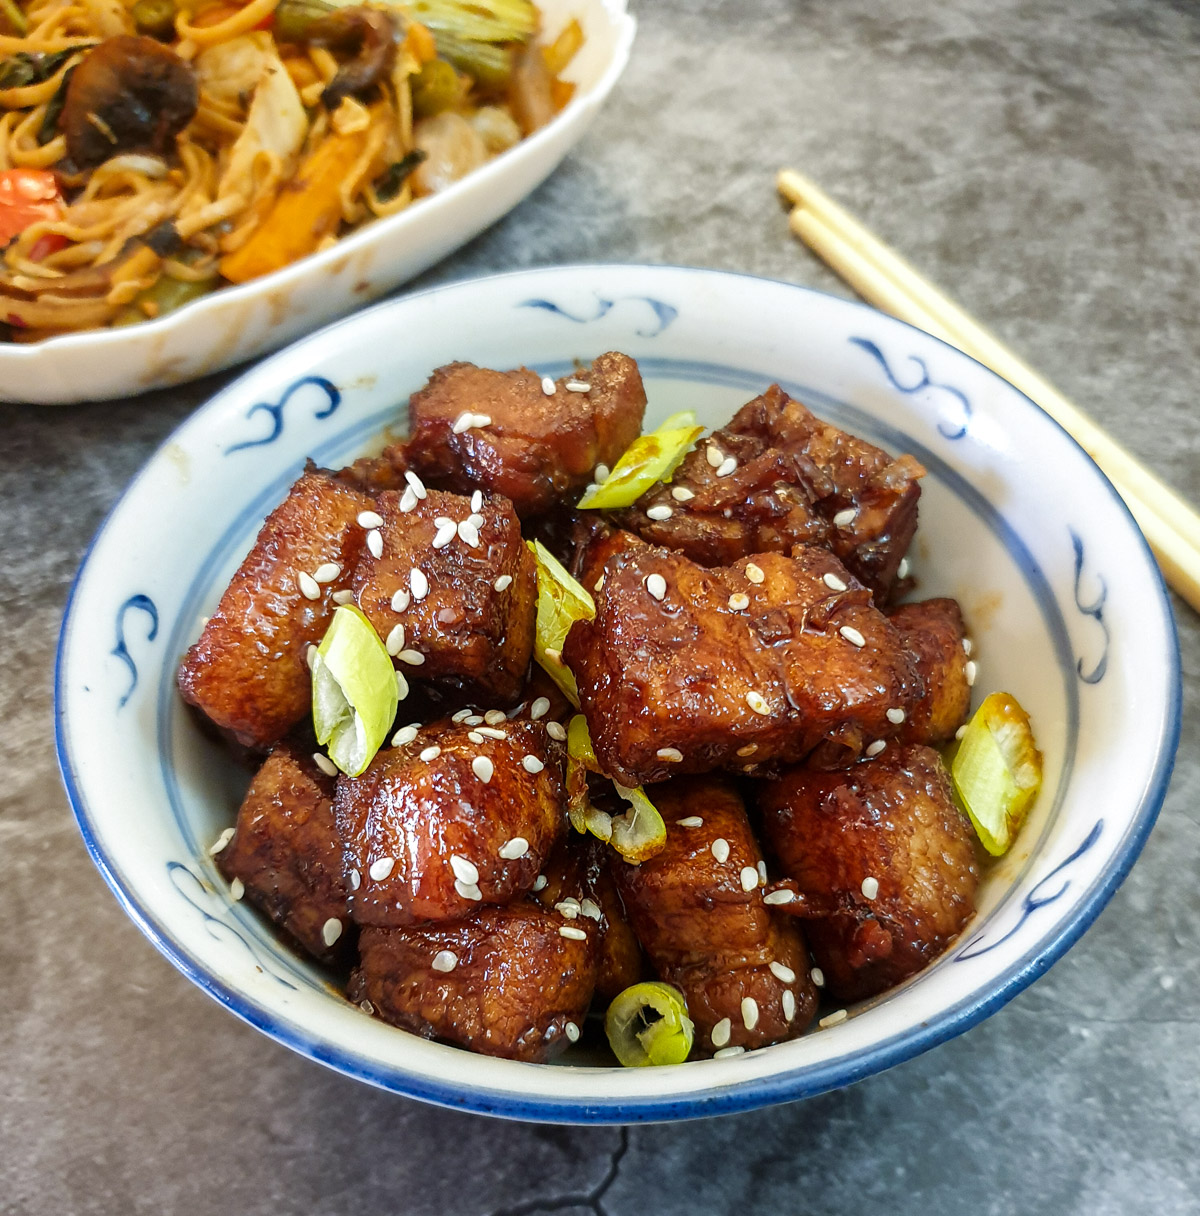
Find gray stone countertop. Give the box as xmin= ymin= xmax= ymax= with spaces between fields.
xmin=3 ymin=1 xmax=1198 ymax=1212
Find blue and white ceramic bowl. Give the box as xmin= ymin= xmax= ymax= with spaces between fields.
xmin=55 ymin=265 xmax=1181 ymax=1122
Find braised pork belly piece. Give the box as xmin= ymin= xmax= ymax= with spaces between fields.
xmin=614 ymin=778 xmax=818 ymax=1055
xmin=614 ymin=384 xmax=923 ymax=600
xmin=215 ymin=742 xmax=352 ymax=964
xmin=759 ymin=744 xmax=980 ymax=1003
xmin=335 ymin=718 xmax=566 ymax=928
xmin=350 ymin=902 xmax=596 ymax=1062
xmin=178 ymin=466 xmax=373 ymax=749
xmin=888 ymin=598 xmax=974 ymax=746
xmin=563 ymin=545 xmax=924 ymax=787
xmin=400 ymin=352 xmax=647 ymax=517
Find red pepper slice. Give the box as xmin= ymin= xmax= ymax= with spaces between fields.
xmin=0 ymin=168 xmax=65 ymax=246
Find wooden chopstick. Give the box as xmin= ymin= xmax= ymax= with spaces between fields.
xmin=778 ymin=167 xmax=1200 ymax=613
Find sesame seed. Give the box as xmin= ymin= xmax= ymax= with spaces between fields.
xmin=559 ymin=925 xmax=587 ymax=940
xmin=716 ymin=456 xmax=738 ymax=477
xmin=782 ymin=989 xmax=798 ymax=1022
xmin=711 ymin=838 xmax=730 ymax=863
xmin=819 ymin=1009 xmax=848 ymax=1029
xmin=956 ymin=723 xmax=968 ymax=740
xmin=494 ymin=574 xmax=513 ymax=591
xmin=769 ymin=961 xmax=797 ymax=984
xmin=757 ymin=860 xmax=767 ymax=883
xmin=810 ymin=967 xmax=825 ymax=987
xmin=833 ymin=508 xmax=857 ymax=527
xmin=385 ymin=623 xmax=406 ymax=655
xmin=728 ymin=593 xmax=750 ymax=611
xmin=898 ymin=557 xmax=910 ymax=579
xmin=396 ymin=671 xmax=410 ymax=700
xmin=359 ymin=999 xmax=374 ymax=1015
xmin=522 ymin=755 xmax=544 ymax=774
xmin=449 ymin=855 xmax=479 ymax=884
xmin=646 ymin=505 xmax=673 ymax=521
xmin=348 ymin=869 xmax=360 ymax=890
xmin=369 ymin=857 xmax=395 ymax=881
xmin=713 ymin=1046 xmax=746 ymax=1059
xmin=432 ymin=950 xmax=458 ymax=972
xmin=740 ymin=866 xmax=758 ymax=891
xmin=499 ymin=837 xmax=529 ymax=860
xmin=963 ymin=637 xmax=974 ymax=656
xmin=484 ymin=710 xmax=506 ymax=725
xmin=467 ymin=731 xmax=485 ymax=744
xmin=472 ymin=755 xmax=494 ymax=783
xmin=477 ymin=726 xmax=506 ymax=740
xmin=677 ymin=816 xmax=703 ymax=827
xmin=530 ymin=697 xmax=550 ymax=720
xmin=580 ymin=898 xmax=602 ymax=921
xmin=764 ymin=889 xmax=795 ymax=906
xmin=706 ymin=445 xmax=724 ymax=468
xmin=546 ymin=721 xmax=567 ymax=741
xmin=533 ymin=875 xmax=548 ymax=891
xmin=322 ymin=918 xmax=343 ymax=947
xmin=862 ymin=876 xmax=880 ymax=899
xmin=455 ymin=880 xmax=483 ymax=901
xmin=357 ymin=510 xmax=384 ymax=529
xmin=965 ymin=660 xmax=978 ymax=686
xmin=541 ymin=375 xmax=556 ymax=395
xmin=419 ymin=746 xmax=441 ymax=762
xmin=823 ymin=572 xmax=848 ymax=592
xmin=393 ymin=723 xmax=420 ymax=746
xmin=741 ymin=997 xmax=759 ymax=1030
xmin=432 ymin=521 xmax=457 ymax=548
xmin=451 ymin=412 xmax=473 ymax=434
xmin=564 ymin=1021 xmax=581 ymax=1042
xmin=866 ymin=740 xmax=887 ymax=758
xmin=306 ymin=644 xmax=319 ymax=669
xmin=886 ymin=707 xmax=907 ymax=724
xmin=671 ymin=486 xmax=695 ymax=501
xmin=645 ymin=573 xmax=667 ymax=600
xmin=745 ymin=691 xmax=771 ymax=715
xmin=544 ymin=647 xmax=561 ymax=662
xmin=594 ymin=575 xmax=605 ymax=591
xmin=399 ymin=485 xmax=419 ymax=513
xmin=410 ymin=568 xmax=429 ymax=600
xmin=565 ymin=379 xmax=590 ymax=392
xmin=745 ymin=562 xmax=764 ymax=584
xmin=230 ymin=877 xmax=245 ymax=900
xmin=366 ymin=529 xmax=383 ymax=559
xmin=208 ymin=827 xmax=235 ymax=855
xmin=458 ymin=520 xmax=480 ymax=548
xmin=471 ymin=413 xmax=492 ymax=428
xmin=594 ymin=463 xmax=610 ymax=484
xmin=404 ymin=471 xmax=427 ymax=499
xmin=839 ymin=625 xmax=867 ymax=648
xmin=297 ymin=571 xmax=321 ymax=600
xmin=555 ymin=900 xmax=580 ymax=919
xmin=451 ymin=709 xmax=473 ymax=723
xmin=314 ymin=562 xmax=341 ymax=583
xmin=711 ymin=1018 xmax=732 ymax=1047
xmin=313 ymin=752 xmax=338 ymax=777
xmin=465 ymin=715 xmax=483 ymax=726
xmin=332 ymin=589 xmax=355 ymax=605
xmin=391 ymin=587 xmax=411 ymax=612
xmin=397 ymin=649 xmax=425 ymax=667
xmin=656 ymin=746 xmax=684 ymax=762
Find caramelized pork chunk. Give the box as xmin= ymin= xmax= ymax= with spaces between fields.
xmin=615 ymin=384 xmax=923 ymax=600
xmin=335 ymin=719 xmax=566 ymax=927
xmin=349 ymin=486 xmax=536 ymax=705
xmin=889 ymin=598 xmax=973 ymax=745
xmin=563 ymin=545 xmax=924 ymax=787
xmin=759 ymin=744 xmax=980 ymax=1003
xmin=569 ymin=517 xmax=648 ymax=595
xmin=350 ymin=903 xmax=596 ymax=1061
xmin=178 ymin=467 xmax=373 ymax=748
xmin=401 ymin=352 xmax=648 ymax=517
xmin=615 ymin=778 xmax=818 ymax=1054
xmin=216 ymin=742 xmax=352 ymax=963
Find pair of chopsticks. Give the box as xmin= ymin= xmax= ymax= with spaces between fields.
xmin=778 ymin=168 xmax=1200 ymax=614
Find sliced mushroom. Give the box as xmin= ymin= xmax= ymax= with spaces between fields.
xmin=311 ymin=6 xmax=399 ymax=109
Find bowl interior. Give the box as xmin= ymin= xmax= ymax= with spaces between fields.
xmin=56 ymin=265 xmax=1179 ymax=1121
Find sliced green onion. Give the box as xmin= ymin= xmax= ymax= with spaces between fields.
xmin=577 ymin=411 xmax=705 ymax=510
xmin=311 ymin=605 xmax=398 ymax=777
xmin=527 ymin=539 xmax=593 ymax=704
xmin=605 ymin=982 xmax=694 ymax=1067
xmin=951 ymin=691 xmax=1042 ymax=856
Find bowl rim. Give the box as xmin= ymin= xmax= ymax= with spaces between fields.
xmin=54 ymin=263 xmax=1183 ymax=1123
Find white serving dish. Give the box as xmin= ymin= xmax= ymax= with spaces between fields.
xmin=5 ymin=0 xmax=634 ymax=405
xmin=55 ymin=265 xmax=1181 ymax=1122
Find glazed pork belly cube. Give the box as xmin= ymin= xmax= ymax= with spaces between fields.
xmin=563 ymin=545 xmax=924 ymax=787
xmin=400 ymin=352 xmax=648 ymax=517
xmin=215 ymin=742 xmax=352 ymax=963
xmin=568 ymin=516 xmax=648 ymax=596
xmin=350 ymin=903 xmax=596 ymax=1062
xmin=889 ymin=598 xmax=973 ymax=745
xmin=614 ymin=777 xmax=818 ymax=1055
xmin=178 ymin=466 xmax=373 ymax=748
xmin=335 ymin=718 xmax=566 ymax=927
xmin=614 ymin=384 xmax=924 ymax=600
xmin=759 ymin=744 xmax=980 ymax=1003
xmin=349 ymin=485 xmax=536 ymax=705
